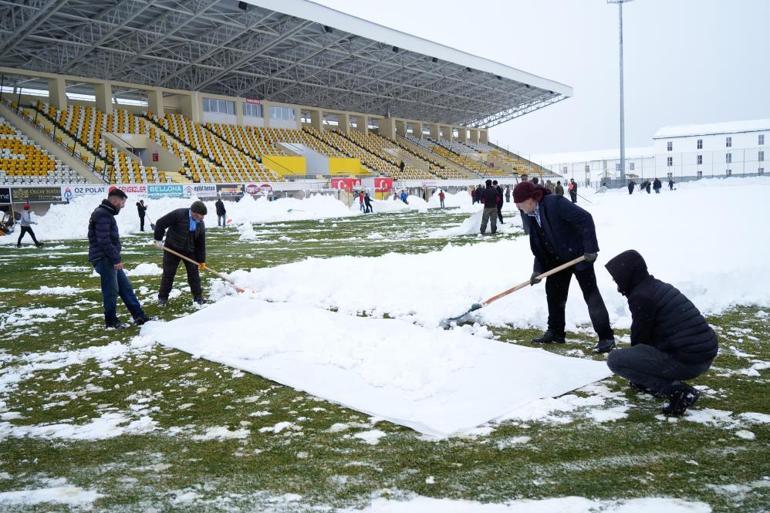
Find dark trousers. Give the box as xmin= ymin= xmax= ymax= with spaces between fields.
xmin=480 ymin=207 xmax=497 ymax=234
xmin=497 ymin=205 xmax=504 ymax=223
xmin=17 ymin=226 xmax=39 ymax=245
xmin=217 ymin=214 xmax=226 ymax=227
xmin=570 ymin=192 xmax=577 ymax=203
xmin=92 ymin=258 xmax=145 ymax=323
xmin=159 ymin=250 xmax=202 ymax=300
xmin=545 ymin=263 xmax=613 ymax=340
xmin=139 ymin=216 xmax=145 ymax=231
xmin=608 ymin=344 xmax=713 ymax=396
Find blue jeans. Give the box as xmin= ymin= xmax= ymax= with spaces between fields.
xmin=92 ymin=258 xmax=145 ymax=324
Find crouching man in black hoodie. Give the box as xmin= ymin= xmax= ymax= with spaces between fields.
xmin=605 ymin=250 xmax=718 ymax=416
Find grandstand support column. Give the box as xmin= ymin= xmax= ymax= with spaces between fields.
xmin=235 ymin=99 xmax=244 ymax=125
xmin=414 ymin=121 xmax=423 ymax=138
xmin=381 ymin=118 xmax=396 ymax=139
xmin=458 ymin=127 xmax=467 ymax=143
xmin=353 ymin=114 xmax=368 ymax=134
xmin=480 ymin=129 xmax=489 ymax=144
xmin=148 ymin=89 xmax=164 ymax=117
xmin=310 ymin=109 xmax=322 ymax=131
xmin=261 ymin=101 xmax=271 ymax=127
xmin=395 ymin=119 xmax=406 ymax=138
xmin=440 ymin=125 xmax=451 ymax=140
xmin=469 ymin=129 xmax=479 ymax=144
xmin=339 ymin=112 xmax=350 ymax=135
xmin=293 ymin=106 xmax=302 ymax=129
xmin=179 ymin=92 xmax=201 ymax=123
xmin=47 ymin=76 xmax=67 ymax=110
xmin=94 ymin=81 xmax=113 ymax=115
xmin=428 ymin=124 xmax=439 ymax=139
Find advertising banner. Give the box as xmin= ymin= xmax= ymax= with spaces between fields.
xmin=330 ymin=177 xmax=360 ymax=192
xmin=147 ymin=184 xmax=184 ymax=199
xmin=184 ymin=183 xmax=218 ymax=199
xmin=117 ymin=184 xmax=148 ymax=195
xmin=216 ymin=183 xmax=244 ymax=199
xmin=13 ymin=187 xmax=62 ymax=203
xmin=0 ymin=187 xmax=11 ymax=204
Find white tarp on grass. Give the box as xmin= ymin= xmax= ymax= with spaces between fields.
xmin=141 ymin=296 xmax=611 ymax=438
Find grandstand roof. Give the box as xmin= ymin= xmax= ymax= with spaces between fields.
xmin=0 ymin=0 xmax=572 ymax=128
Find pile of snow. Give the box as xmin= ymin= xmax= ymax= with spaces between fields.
xmin=142 ymin=297 xmax=611 ymax=437
xmin=125 ymin=263 xmax=163 ymax=276
xmin=26 ymin=286 xmax=83 ymax=296
xmin=342 ymin=496 xmax=711 ymax=513
xmin=225 ymin=177 xmax=770 ymax=331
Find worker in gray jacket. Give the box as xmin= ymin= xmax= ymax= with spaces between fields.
xmin=17 ymin=204 xmax=43 ymax=248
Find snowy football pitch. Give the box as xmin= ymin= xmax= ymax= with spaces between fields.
xmin=1 ymin=181 xmax=769 ymax=512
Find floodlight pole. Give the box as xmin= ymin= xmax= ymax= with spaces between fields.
xmin=608 ymin=0 xmax=631 ymax=183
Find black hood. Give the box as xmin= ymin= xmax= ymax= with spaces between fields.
xmin=605 ymin=250 xmax=650 ymax=296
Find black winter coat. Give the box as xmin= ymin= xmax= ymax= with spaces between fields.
xmin=482 ymin=187 xmax=498 ymax=208
xmin=526 ymin=192 xmax=599 ymax=273
xmin=88 ymin=199 xmax=122 ymax=264
xmin=136 ymin=202 xmax=146 ymax=218
xmin=215 ymin=199 xmax=226 ymax=216
xmin=154 ymin=208 xmax=206 ymax=263
xmin=606 ymin=250 xmax=718 ymax=364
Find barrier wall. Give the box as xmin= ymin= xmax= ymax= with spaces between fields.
xmin=261 ymin=155 xmax=307 ymax=177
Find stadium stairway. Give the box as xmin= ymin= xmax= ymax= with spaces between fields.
xmin=1 ymin=101 xmax=106 ymax=183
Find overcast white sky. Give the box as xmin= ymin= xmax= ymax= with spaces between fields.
xmin=311 ymin=0 xmax=770 ymax=156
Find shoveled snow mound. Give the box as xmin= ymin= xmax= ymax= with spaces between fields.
xmin=141 ymin=296 xmax=611 ymax=437
xmin=225 ymin=177 xmax=770 ymax=330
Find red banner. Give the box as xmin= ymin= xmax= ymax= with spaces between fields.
xmin=330 ymin=178 xmax=360 ymax=191
xmin=374 ymin=177 xmax=394 ymax=192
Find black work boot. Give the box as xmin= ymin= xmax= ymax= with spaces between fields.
xmin=105 ymin=318 xmax=129 ymax=330
xmin=594 ymin=338 xmax=616 ymax=353
xmin=662 ymin=383 xmax=700 ymax=417
xmin=532 ymin=330 xmax=566 ymax=344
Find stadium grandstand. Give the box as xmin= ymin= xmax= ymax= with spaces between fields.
xmin=0 ymin=0 xmax=569 ymax=189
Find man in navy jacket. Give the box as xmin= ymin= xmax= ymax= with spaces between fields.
xmin=154 ymin=201 xmax=207 ymax=305
xmin=88 ymin=188 xmax=149 ymax=328
xmin=513 ymin=181 xmax=615 ymax=353
xmin=606 ymin=250 xmax=718 ymax=416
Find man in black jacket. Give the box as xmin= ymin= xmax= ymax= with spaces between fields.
xmin=88 ymin=188 xmax=150 ymax=328
xmin=215 ymin=196 xmax=226 ymax=227
xmin=479 ymin=179 xmax=499 ymax=235
xmin=136 ymin=200 xmax=147 ymax=231
xmin=513 ymin=181 xmax=615 ymax=353
xmin=154 ymin=201 xmax=208 ymax=305
xmin=605 ymin=250 xmax=718 ymax=416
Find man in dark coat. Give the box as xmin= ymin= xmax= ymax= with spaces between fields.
xmin=493 ymin=180 xmax=504 ymax=224
xmin=605 ymin=250 xmax=718 ymax=416
xmin=479 ymin=179 xmax=499 ymax=235
xmin=215 ymin=196 xmax=227 ymax=227
xmin=154 ymin=201 xmax=208 ymax=305
xmin=628 ymin=179 xmax=636 ymax=195
xmin=668 ymin=178 xmax=675 ymax=191
xmin=652 ymin=177 xmax=662 ymax=193
xmin=88 ymin=188 xmax=149 ymax=328
xmin=136 ymin=200 xmax=147 ymax=231
xmin=513 ymin=181 xmax=615 ymax=353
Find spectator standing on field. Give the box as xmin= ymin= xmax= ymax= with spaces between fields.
xmin=16 ymin=203 xmax=43 ymax=248
xmin=136 ymin=200 xmax=147 ymax=232
xmin=215 ymin=196 xmax=227 ymax=227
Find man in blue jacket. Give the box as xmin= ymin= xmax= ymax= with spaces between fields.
xmin=88 ymin=188 xmax=150 ymax=329
xmin=513 ymin=181 xmax=615 ymax=353
xmin=606 ymin=250 xmax=718 ymax=416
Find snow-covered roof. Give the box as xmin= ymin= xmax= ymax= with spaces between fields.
xmin=531 ymin=147 xmax=655 ymax=166
xmin=654 ymin=119 xmax=770 ymax=139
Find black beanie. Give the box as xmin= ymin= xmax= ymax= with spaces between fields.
xmin=191 ymin=200 xmax=207 ymax=215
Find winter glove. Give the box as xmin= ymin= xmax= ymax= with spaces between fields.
xmin=198 ymin=263 xmax=206 ymax=271
xmin=154 ymin=240 xmax=164 ymax=249
xmin=584 ymin=252 xmax=598 ymax=263
xmin=530 ymin=272 xmax=542 ymax=286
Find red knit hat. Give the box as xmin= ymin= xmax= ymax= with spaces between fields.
xmin=513 ymin=181 xmax=548 ymax=203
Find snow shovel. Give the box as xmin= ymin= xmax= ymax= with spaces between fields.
xmin=439 ymin=255 xmax=586 ymax=329
xmin=153 ymin=243 xmax=246 ymax=293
